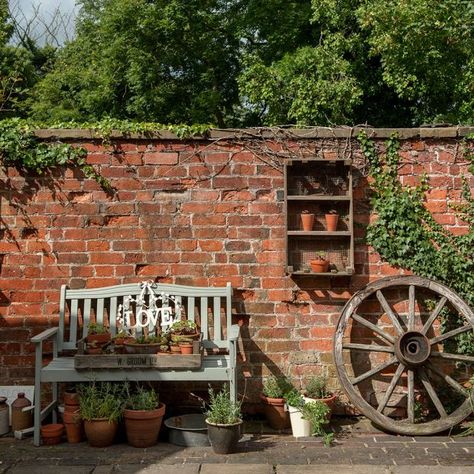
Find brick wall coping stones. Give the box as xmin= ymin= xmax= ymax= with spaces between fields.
xmin=33 ymin=126 xmax=474 ymax=141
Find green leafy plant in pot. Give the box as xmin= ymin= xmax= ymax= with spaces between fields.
xmin=205 ymin=384 xmax=242 ymax=454
xmin=85 ymin=323 xmax=111 ymax=353
xmin=260 ymin=376 xmax=293 ymax=430
xmin=169 ymin=319 xmax=200 ymax=343
xmin=78 ymin=382 xmax=124 ymax=447
xmin=303 ymin=375 xmax=337 ymax=419
xmin=285 ymin=389 xmax=310 ymax=438
xmin=123 ymin=384 xmax=165 ymax=448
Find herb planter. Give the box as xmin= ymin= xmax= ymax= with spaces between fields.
xmin=86 ymin=333 xmax=111 ymax=345
xmin=304 ymin=393 xmax=337 ymax=420
xmin=288 ymin=405 xmax=311 ymax=438
xmin=260 ymin=394 xmax=290 ymax=430
xmin=206 ymin=418 xmax=242 ymax=454
xmin=124 ymin=402 xmax=166 ymax=448
xmin=123 ymin=342 xmax=161 ymax=354
xmin=84 ymin=418 xmax=118 ymax=447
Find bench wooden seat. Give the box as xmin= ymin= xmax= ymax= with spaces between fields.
xmin=32 ymin=282 xmax=238 ymax=446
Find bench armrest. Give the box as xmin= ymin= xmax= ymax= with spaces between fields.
xmin=228 ymin=324 xmax=240 ymax=342
xmin=31 ymin=327 xmax=59 ymax=344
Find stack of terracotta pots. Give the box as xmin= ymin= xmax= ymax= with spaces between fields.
xmin=63 ymin=390 xmax=83 ymax=443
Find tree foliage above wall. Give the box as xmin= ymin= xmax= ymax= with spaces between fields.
xmin=2 ymin=0 xmax=474 ymax=127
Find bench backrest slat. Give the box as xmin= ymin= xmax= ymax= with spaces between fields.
xmin=58 ymin=282 xmax=233 ymax=352
xmin=188 ymin=296 xmax=195 ymax=322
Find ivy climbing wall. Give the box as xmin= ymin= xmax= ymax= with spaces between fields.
xmin=0 ymin=127 xmax=472 ymax=413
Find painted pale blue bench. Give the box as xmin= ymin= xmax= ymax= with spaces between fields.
xmin=31 ymin=282 xmax=238 ymax=446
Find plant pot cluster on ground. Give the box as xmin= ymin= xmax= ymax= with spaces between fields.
xmin=43 ymin=381 xmax=243 ymax=453
xmin=260 ymin=375 xmax=336 ymax=445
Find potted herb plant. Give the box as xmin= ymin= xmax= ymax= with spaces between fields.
xmin=300 ymin=209 xmax=315 ymax=231
xmin=85 ymin=323 xmax=111 ymax=354
xmin=325 ymin=209 xmax=339 ymax=231
xmin=123 ymin=334 xmax=162 ymax=354
xmin=78 ymin=382 xmax=124 ymax=447
xmin=301 ymin=400 xmax=334 ymax=446
xmin=169 ymin=320 xmax=200 ymax=343
xmin=285 ymin=389 xmax=311 ymax=438
xmin=260 ymin=376 xmax=293 ymax=430
xmin=205 ymin=385 xmax=242 ymax=454
xmin=123 ymin=384 xmax=166 ymax=448
xmin=303 ymin=375 xmax=337 ymax=419
xmin=310 ymin=252 xmax=329 ymax=273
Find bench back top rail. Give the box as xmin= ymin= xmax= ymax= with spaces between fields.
xmin=58 ymin=282 xmax=233 ymax=352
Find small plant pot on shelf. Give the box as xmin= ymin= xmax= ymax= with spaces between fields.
xmin=310 ymin=258 xmax=329 ymax=273
xmin=179 ymin=343 xmax=194 ymax=355
xmin=325 ymin=213 xmax=339 ymax=231
xmin=41 ymin=423 xmax=64 ymax=445
xmin=300 ymin=212 xmax=315 ymax=231
xmin=206 ymin=419 xmax=243 ymax=454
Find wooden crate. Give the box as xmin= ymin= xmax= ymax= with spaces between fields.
xmin=74 ymin=340 xmax=203 ymax=369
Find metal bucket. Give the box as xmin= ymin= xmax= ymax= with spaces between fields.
xmin=164 ymin=414 xmax=210 ymax=447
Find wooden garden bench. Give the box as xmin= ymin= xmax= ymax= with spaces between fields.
xmin=31 ymin=281 xmax=238 ymax=446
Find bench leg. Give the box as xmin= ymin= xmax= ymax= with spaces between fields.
xmin=33 ymin=345 xmax=42 ymax=446
xmin=51 ymin=382 xmax=58 ymax=423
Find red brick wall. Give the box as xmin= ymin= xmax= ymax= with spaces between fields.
xmin=0 ymin=128 xmax=472 ymax=411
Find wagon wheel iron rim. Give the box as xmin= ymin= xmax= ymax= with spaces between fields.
xmin=334 ymin=275 xmax=474 ymax=435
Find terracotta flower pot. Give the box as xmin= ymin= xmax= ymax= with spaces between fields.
xmin=304 ymin=393 xmax=337 ymax=420
xmin=300 ymin=213 xmax=315 ymax=231
xmin=123 ymin=402 xmax=166 ymax=448
xmin=260 ymin=394 xmax=290 ymax=430
xmin=41 ymin=423 xmax=64 ymax=445
xmin=325 ymin=213 xmax=339 ymax=231
xmin=63 ymin=410 xmax=83 ymax=444
xmin=310 ymin=259 xmax=329 ymax=273
xmin=86 ymin=333 xmax=111 ymax=345
xmin=170 ymin=345 xmax=181 ymax=354
xmin=179 ymin=343 xmax=193 ymax=355
xmin=84 ymin=418 xmax=118 ymax=447
xmin=123 ymin=342 xmax=161 ymax=354
xmin=64 ymin=391 xmax=80 ymax=407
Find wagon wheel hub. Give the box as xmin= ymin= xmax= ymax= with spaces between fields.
xmin=395 ymin=331 xmax=430 ymax=367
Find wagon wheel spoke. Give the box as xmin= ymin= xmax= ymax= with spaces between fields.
xmin=342 ymin=343 xmax=394 ymax=353
xmin=377 ymin=363 xmax=405 ymax=413
xmin=407 ymin=369 xmax=415 ymax=423
xmin=351 ymin=356 xmax=398 ymax=385
xmin=418 ymin=367 xmax=447 ymax=418
xmin=376 ymin=290 xmax=404 ymax=335
xmin=408 ymin=285 xmax=415 ymax=331
xmin=430 ymin=351 xmax=474 ymax=363
xmin=430 ymin=325 xmax=472 ymax=345
xmin=351 ymin=313 xmax=395 ymax=344
xmin=426 ymin=361 xmax=469 ymax=397
xmin=421 ymin=296 xmax=447 ymax=335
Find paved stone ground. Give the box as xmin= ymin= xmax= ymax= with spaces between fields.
xmin=0 ymin=418 xmax=473 ymax=473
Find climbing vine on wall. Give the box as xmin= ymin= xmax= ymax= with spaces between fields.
xmin=359 ymin=131 xmax=474 ymax=354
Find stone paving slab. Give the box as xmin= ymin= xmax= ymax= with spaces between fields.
xmin=0 ymin=433 xmax=473 ymax=471
xmin=278 ymin=466 xmax=474 ymax=474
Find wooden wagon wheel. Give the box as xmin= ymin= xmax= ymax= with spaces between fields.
xmin=334 ymin=275 xmax=474 ymax=435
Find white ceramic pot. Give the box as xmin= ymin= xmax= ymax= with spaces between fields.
xmin=288 ymin=405 xmax=311 ymax=438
